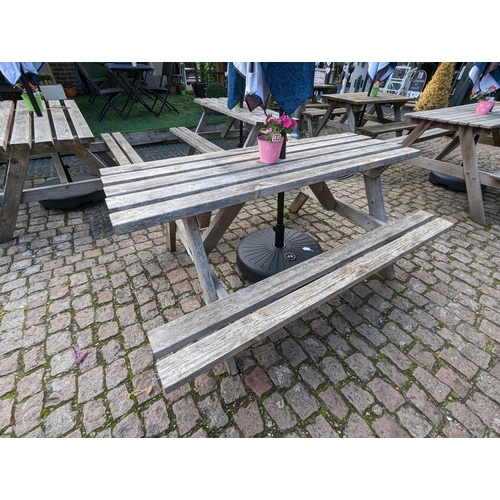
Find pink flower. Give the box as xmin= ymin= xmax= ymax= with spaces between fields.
xmin=282 ymin=116 xmax=295 ymax=128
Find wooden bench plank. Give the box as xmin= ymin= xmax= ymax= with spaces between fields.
xmin=148 ymin=210 xmax=435 ymax=358
xmin=357 ymin=122 xmax=418 ymax=137
xmin=9 ymin=100 xmax=31 ymax=149
xmin=101 ymin=132 xmax=142 ymax=165
xmin=194 ymin=97 xmax=279 ymax=127
xmin=112 ymin=132 xmax=142 ymax=163
xmin=154 ymin=216 xmax=453 ymax=392
xmin=0 ymin=101 xmax=15 ymax=152
xmin=302 ymin=107 xmax=346 ymax=118
xmin=104 ymin=142 xmax=415 ymax=216
xmin=384 ymin=127 xmax=454 ymax=144
xmin=65 ymin=100 xmax=94 ymax=142
xmin=169 ymin=126 xmax=223 ymax=154
xmin=47 ymin=100 xmax=74 ymax=145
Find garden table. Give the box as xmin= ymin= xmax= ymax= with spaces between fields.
xmin=101 ymin=132 xmax=421 ymax=300
xmin=100 ymin=133 xmax=456 ymax=393
xmin=401 ymin=103 xmax=500 ymax=225
xmin=309 ymin=91 xmax=414 ymax=137
xmin=0 ymin=99 xmax=107 ymax=242
xmin=103 ymin=63 xmax=155 ymax=118
xmin=193 ymin=97 xmax=279 ymax=147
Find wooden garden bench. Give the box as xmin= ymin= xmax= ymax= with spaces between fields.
xmin=147 ymin=211 xmax=452 ymax=393
xmin=302 ymin=107 xmax=347 ymax=137
xmin=169 ymin=126 xmax=224 ymax=155
xmin=357 ymin=121 xmax=418 ymax=138
xmin=101 ymin=132 xmax=143 ymax=165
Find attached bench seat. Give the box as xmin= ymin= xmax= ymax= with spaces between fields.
xmin=101 ymin=132 xmax=142 ymax=165
xmin=357 ymin=121 xmax=418 ymax=138
xmin=147 ymin=210 xmax=453 ymax=393
xmin=302 ymin=107 xmax=347 ymax=137
xmin=383 ymin=127 xmax=455 ymax=144
xmin=169 ymin=126 xmax=223 ymax=155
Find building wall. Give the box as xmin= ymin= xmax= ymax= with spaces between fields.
xmin=47 ymin=62 xmax=82 ymax=93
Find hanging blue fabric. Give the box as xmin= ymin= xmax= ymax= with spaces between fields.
xmin=227 ymin=62 xmax=248 ymax=110
xmin=228 ymin=62 xmax=315 ymax=115
xmin=260 ymin=62 xmax=315 ymax=115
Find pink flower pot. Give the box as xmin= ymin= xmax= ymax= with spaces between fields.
xmin=475 ymin=100 xmax=495 ymax=114
xmin=258 ymin=136 xmax=284 ymax=164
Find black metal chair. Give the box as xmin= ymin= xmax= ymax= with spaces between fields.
xmin=141 ymin=62 xmax=180 ymax=115
xmin=74 ymin=62 xmax=126 ymax=121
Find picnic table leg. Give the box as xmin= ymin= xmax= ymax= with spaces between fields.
xmin=345 ymin=104 xmax=358 ymax=133
xmin=220 ymin=117 xmax=236 ymax=138
xmin=434 ymin=135 xmax=460 ymax=160
xmin=166 ymin=222 xmax=177 ymax=252
xmin=178 ymin=215 xmax=238 ymax=375
xmin=203 ymin=203 xmax=245 ymax=254
xmin=0 ymin=149 xmax=30 ymax=243
xmin=194 ymin=109 xmax=212 ymax=135
xmin=312 ymin=102 xmax=336 ymax=137
xmin=243 ymin=126 xmax=260 ymax=147
xmin=51 ymin=153 xmax=71 ymax=183
xmin=401 ymin=121 xmax=431 ymax=147
xmin=363 ymin=170 xmax=395 ymax=279
xmin=458 ymin=126 xmax=486 ymax=225
xmin=65 ymin=144 xmax=108 ymax=175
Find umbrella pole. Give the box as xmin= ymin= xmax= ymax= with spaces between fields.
xmin=273 ymin=107 xmax=287 ymax=248
xmin=238 ymin=98 xmax=244 ymax=148
xmin=20 ymin=64 xmax=42 ymax=117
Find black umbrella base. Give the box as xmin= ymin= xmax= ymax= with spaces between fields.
xmin=38 ymin=175 xmax=105 ymax=210
xmin=237 ymin=228 xmax=322 ymax=283
xmin=429 ymin=171 xmax=486 ymax=193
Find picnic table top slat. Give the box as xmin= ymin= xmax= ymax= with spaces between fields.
xmin=101 ymin=133 xmax=420 ymax=234
xmin=0 ymin=100 xmax=14 ymax=152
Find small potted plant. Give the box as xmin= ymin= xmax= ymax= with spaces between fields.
xmin=470 ymin=85 xmax=497 ymax=114
xmin=38 ymin=73 xmax=54 ymax=85
xmin=257 ymin=113 xmax=297 ymax=164
xmin=177 ymin=82 xmax=186 ymax=95
xmin=369 ymin=81 xmax=381 ymax=97
xmin=61 ymin=81 xmax=78 ymax=97
xmin=14 ymin=82 xmax=45 ymax=112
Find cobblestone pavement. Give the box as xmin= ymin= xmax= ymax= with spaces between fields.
xmin=1 ymin=125 xmax=500 ymax=438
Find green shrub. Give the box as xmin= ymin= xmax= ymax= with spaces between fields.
xmin=206 ymin=82 xmax=227 ymax=98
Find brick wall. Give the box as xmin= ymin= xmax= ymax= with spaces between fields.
xmin=47 ymin=62 xmax=82 ymax=93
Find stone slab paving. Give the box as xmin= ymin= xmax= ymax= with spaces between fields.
xmin=1 ymin=126 xmax=500 ymax=438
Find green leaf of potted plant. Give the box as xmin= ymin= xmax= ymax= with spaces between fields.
xmin=61 ymin=81 xmax=78 ymax=97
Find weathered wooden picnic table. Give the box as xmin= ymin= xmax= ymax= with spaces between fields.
xmin=306 ymin=91 xmax=415 ymax=138
xmin=0 ymin=99 xmax=107 ymax=242
xmin=100 ymin=133 xmax=452 ymax=393
xmin=193 ymin=96 xmax=279 ymax=147
xmin=401 ymin=103 xmax=500 ymax=225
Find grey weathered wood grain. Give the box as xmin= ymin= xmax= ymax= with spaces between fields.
xmin=9 ymin=100 xmax=31 ymax=149
xmin=104 ymin=146 xmax=420 ymax=234
xmin=47 ymin=100 xmax=74 ymax=144
xmin=169 ymin=126 xmax=223 ymax=154
xmin=64 ymin=100 xmax=94 ymax=141
xmin=154 ymin=217 xmax=453 ymax=392
xmin=0 ymin=101 xmax=14 ymax=152
xmin=148 ymin=210 xmax=434 ymax=358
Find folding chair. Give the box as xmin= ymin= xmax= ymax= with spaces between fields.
xmin=74 ymin=62 xmax=126 ymax=121
xmin=141 ymin=62 xmax=180 ymax=115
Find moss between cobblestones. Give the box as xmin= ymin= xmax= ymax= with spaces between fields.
xmin=485 ymin=339 xmax=496 ymax=353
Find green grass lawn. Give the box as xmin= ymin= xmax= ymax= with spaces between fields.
xmin=74 ymin=92 xmax=227 ymax=137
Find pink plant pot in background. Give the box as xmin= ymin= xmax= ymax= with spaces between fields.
xmin=257 ymin=136 xmax=284 ymax=164
xmin=475 ymin=100 xmax=495 ymax=115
